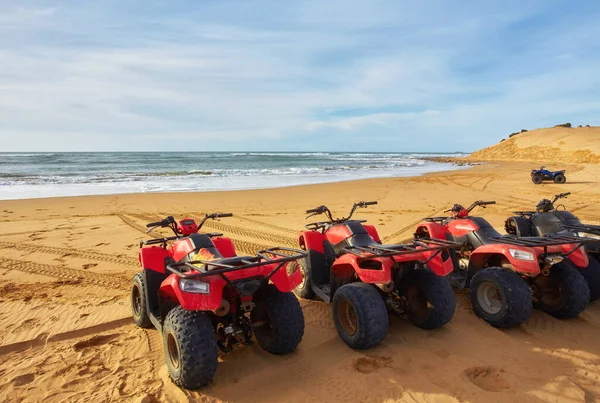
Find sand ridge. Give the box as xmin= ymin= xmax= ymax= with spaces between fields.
xmin=1 ymin=161 xmax=600 ymax=401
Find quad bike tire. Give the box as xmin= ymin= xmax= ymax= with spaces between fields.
xmin=532 ymin=174 xmax=543 ymax=184
xmin=163 ymin=306 xmax=218 ymax=389
xmin=469 ymin=267 xmax=532 ymax=328
xmin=533 ymin=261 xmax=589 ymax=318
xmin=131 ymin=273 xmax=152 ymax=328
xmin=399 ymin=269 xmax=456 ymax=329
xmin=553 ymin=174 xmax=567 ymax=184
xmin=332 ymin=283 xmax=388 ymax=349
xmin=578 ymin=257 xmax=600 ymax=302
xmin=290 ymin=257 xmax=315 ymax=299
xmin=251 ymin=285 xmax=305 ymax=354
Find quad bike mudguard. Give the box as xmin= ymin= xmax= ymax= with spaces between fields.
xmin=468 ymin=244 xmax=541 ymax=276
xmin=139 ymin=246 xmax=170 ymax=274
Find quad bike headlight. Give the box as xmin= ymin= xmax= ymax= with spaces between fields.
xmin=179 ymin=278 xmax=210 ymax=294
xmin=509 ymin=249 xmax=535 ymax=261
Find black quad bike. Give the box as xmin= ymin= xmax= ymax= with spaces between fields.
xmin=506 ymin=192 xmax=600 ymax=301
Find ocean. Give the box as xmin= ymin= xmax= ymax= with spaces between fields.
xmin=0 ymin=152 xmax=468 ymax=200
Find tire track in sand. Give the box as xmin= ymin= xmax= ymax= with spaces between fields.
xmin=0 ymin=241 xmax=137 ymax=266
xmin=0 ymin=257 xmax=130 ymax=290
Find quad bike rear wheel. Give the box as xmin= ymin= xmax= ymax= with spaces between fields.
xmin=577 ymin=257 xmax=600 ymax=302
xmin=532 ymin=174 xmax=543 ymax=184
xmin=289 ymin=257 xmax=315 ymax=299
xmin=553 ymin=174 xmax=566 ymax=184
xmin=251 ymin=285 xmax=305 ymax=354
xmin=532 ymin=261 xmax=589 ymax=318
xmin=131 ymin=273 xmax=152 ymax=328
xmin=332 ymin=283 xmax=388 ymax=349
xmin=163 ymin=306 xmax=218 ymax=389
xmin=399 ymin=269 xmax=456 ymax=329
xmin=469 ymin=267 xmax=532 ymax=328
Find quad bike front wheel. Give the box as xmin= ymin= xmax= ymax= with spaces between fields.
xmin=469 ymin=267 xmax=532 ymax=328
xmin=399 ymin=269 xmax=456 ymax=329
xmin=553 ymin=174 xmax=567 ymax=184
xmin=289 ymin=257 xmax=315 ymax=299
xmin=251 ymin=285 xmax=305 ymax=354
xmin=577 ymin=257 xmax=600 ymax=302
xmin=532 ymin=261 xmax=589 ymax=318
xmin=532 ymin=174 xmax=543 ymax=184
xmin=131 ymin=273 xmax=152 ymax=328
xmin=163 ymin=306 xmax=218 ymax=389
xmin=332 ymin=283 xmax=388 ymax=349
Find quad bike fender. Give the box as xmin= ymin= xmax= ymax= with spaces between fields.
xmin=159 ymin=274 xmax=226 ymax=311
xmin=331 ymin=254 xmax=393 ymax=284
xmin=421 ymin=251 xmax=455 ymax=276
xmin=269 ymin=261 xmax=303 ymax=292
xmin=415 ymin=222 xmax=450 ymax=240
xmin=299 ymin=230 xmax=325 ymax=254
xmin=363 ymin=225 xmax=381 ymax=243
xmin=468 ymin=245 xmax=540 ymax=276
xmin=139 ymin=246 xmax=169 ymax=274
xmin=212 ymin=236 xmax=237 ymax=258
xmin=563 ymin=245 xmax=589 ymax=268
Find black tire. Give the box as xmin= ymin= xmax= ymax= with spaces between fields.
xmin=554 ymin=174 xmax=566 ymax=184
xmin=289 ymin=257 xmax=315 ymax=299
xmin=399 ymin=269 xmax=456 ymax=329
xmin=469 ymin=267 xmax=532 ymax=328
xmin=332 ymin=283 xmax=388 ymax=349
xmin=131 ymin=273 xmax=152 ymax=328
xmin=532 ymin=174 xmax=543 ymax=184
xmin=533 ymin=261 xmax=589 ymax=318
xmin=577 ymin=257 xmax=600 ymax=302
xmin=251 ymin=285 xmax=305 ymax=354
xmin=163 ymin=306 xmax=218 ymax=389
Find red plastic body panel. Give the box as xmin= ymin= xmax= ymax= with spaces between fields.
xmin=212 ymin=237 xmax=237 ymax=258
xmin=158 ymin=261 xmax=301 ymax=311
xmin=169 ymin=239 xmax=194 ymax=262
xmin=447 ymin=219 xmax=480 ymax=237
xmin=415 ymin=222 xmax=450 ymax=240
xmin=561 ymin=245 xmax=588 ymax=268
xmin=139 ymin=246 xmax=169 ymax=273
xmin=324 ymin=225 xmax=353 ymax=246
xmin=177 ymin=218 xmax=198 ymax=235
xmin=363 ymin=225 xmax=381 ymax=243
xmin=300 ymin=230 xmax=325 ymax=253
xmin=469 ymin=244 xmax=541 ymax=276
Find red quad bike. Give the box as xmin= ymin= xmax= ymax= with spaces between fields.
xmin=292 ymin=201 xmax=460 ymax=350
xmin=505 ymin=192 xmax=600 ymax=301
xmin=415 ymin=200 xmax=593 ymax=329
xmin=131 ymin=214 xmax=307 ymax=389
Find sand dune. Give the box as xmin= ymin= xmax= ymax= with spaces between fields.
xmin=2 ymin=151 xmax=600 ymax=401
xmin=469 ymin=126 xmax=600 ymax=164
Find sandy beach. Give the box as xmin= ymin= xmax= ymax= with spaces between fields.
xmin=1 ymin=127 xmax=600 ymax=402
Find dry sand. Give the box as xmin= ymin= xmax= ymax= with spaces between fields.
xmin=2 ymin=128 xmax=600 ymax=402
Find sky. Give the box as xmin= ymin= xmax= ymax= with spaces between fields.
xmin=1 ymin=1 xmax=599 ymax=152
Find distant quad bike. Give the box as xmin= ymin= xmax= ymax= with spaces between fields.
xmin=292 ymin=201 xmax=460 ymax=349
xmin=415 ymin=200 xmax=592 ymax=328
xmin=505 ymin=192 xmax=600 ymax=301
xmin=131 ymin=213 xmax=307 ymax=389
xmin=531 ymin=166 xmax=566 ymax=184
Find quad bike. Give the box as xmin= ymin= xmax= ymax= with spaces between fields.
xmin=531 ymin=166 xmax=566 ymax=184
xmin=131 ymin=213 xmax=307 ymax=389
xmin=415 ymin=200 xmax=593 ymax=328
xmin=505 ymin=192 xmax=600 ymax=301
xmin=292 ymin=201 xmax=460 ymax=350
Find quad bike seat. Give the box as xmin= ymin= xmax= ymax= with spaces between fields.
xmin=453 ymin=217 xmax=507 ymax=248
xmin=331 ymin=221 xmax=378 ymax=255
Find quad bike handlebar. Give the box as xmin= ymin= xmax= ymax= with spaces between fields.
xmin=304 ymin=201 xmax=377 ymax=230
xmin=443 ymin=200 xmax=496 ymax=214
xmin=552 ymin=192 xmax=571 ymax=203
xmin=144 ymin=212 xmax=234 ymax=237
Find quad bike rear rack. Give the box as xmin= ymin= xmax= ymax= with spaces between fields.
xmin=562 ymin=223 xmax=600 ymax=236
xmin=490 ymin=234 xmax=596 ymax=256
xmin=342 ymin=238 xmax=461 ymax=263
xmin=511 ymin=211 xmax=536 ymax=217
xmin=166 ymin=247 xmax=307 ymax=283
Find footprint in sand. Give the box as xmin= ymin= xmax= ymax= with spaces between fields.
xmin=463 ymin=366 xmax=510 ymax=392
xmin=82 ymin=263 xmax=98 ymax=270
xmin=352 ymin=355 xmax=393 ymax=374
xmin=73 ymin=333 xmax=121 ymax=351
xmin=12 ymin=373 xmax=35 ymax=386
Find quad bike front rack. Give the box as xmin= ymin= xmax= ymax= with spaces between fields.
xmin=490 ymin=234 xmax=596 ymax=256
xmin=166 ymin=247 xmax=307 ymax=283
xmin=342 ymin=238 xmax=461 ymax=263
xmin=562 ymin=223 xmax=600 ymax=236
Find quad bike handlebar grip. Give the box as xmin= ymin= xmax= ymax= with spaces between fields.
xmin=306 ymin=208 xmax=320 ymax=214
xmin=482 ymin=201 xmax=496 ymax=205
xmin=217 ymin=213 xmax=233 ymax=218
xmin=363 ymin=201 xmax=378 ymax=206
xmin=146 ymin=221 xmax=163 ymax=228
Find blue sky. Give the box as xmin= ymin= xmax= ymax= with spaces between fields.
xmin=1 ymin=1 xmax=599 ymax=152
